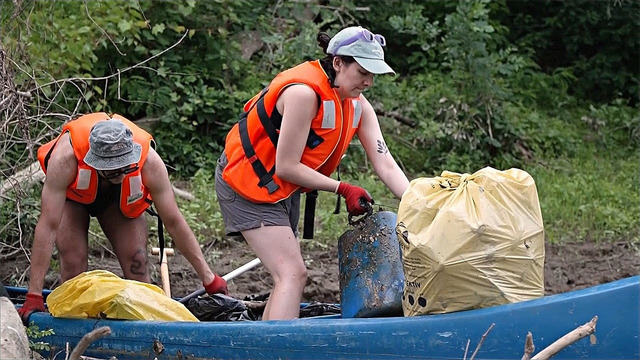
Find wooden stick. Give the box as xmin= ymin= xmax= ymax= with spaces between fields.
xmin=68 ymin=326 xmax=111 ymax=360
xmin=469 ymin=323 xmax=495 ymax=360
xmin=151 ymin=247 xmax=175 ymax=297
xmin=531 ymin=316 xmax=598 ymax=360
xmin=521 ymin=332 xmax=535 ymax=360
xmin=463 ymin=339 xmax=471 ymax=360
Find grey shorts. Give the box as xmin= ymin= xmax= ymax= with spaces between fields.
xmin=215 ymin=154 xmax=300 ymax=236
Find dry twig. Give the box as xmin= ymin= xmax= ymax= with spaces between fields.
xmin=28 ymin=31 xmax=188 ymax=95
xmin=1 ymin=27 xmax=190 ymax=267
xmin=172 ymin=185 xmax=195 ymax=201
xmin=463 ymin=339 xmax=471 ymax=360
xmin=83 ymin=1 xmax=126 ymax=56
xmin=521 ymin=332 xmax=535 ymax=360
xmin=531 ymin=316 xmax=598 ymax=360
xmin=68 ymin=326 xmax=111 ymax=360
xmin=469 ymin=323 xmax=495 ymax=360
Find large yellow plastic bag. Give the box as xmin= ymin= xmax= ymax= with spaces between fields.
xmin=46 ymin=270 xmax=198 ymax=321
xmin=396 ymin=167 xmax=544 ymax=316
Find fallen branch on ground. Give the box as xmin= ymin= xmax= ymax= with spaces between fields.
xmin=0 ymin=161 xmax=44 ymax=197
xmin=0 ymin=161 xmax=195 ymax=201
xmin=172 ymin=185 xmax=195 ymax=201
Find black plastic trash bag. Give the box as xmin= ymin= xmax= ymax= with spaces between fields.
xmin=299 ymin=302 xmax=340 ymax=317
xmin=186 ymin=293 xmax=340 ymax=321
xmin=186 ymin=294 xmax=259 ymax=321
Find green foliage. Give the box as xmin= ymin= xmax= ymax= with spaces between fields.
xmin=1 ymin=1 xmax=148 ymax=108
xmin=579 ymin=100 xmax=640 ymax=150
xmin=2 ymin=0 xmax=638 ymax=251
xmin=368 ymin=0 xmax=540 ymax=173
xmin=0 ymin=184 xmax=42 ymax=249
xmin=502 ymin=0 xmax=640 ymax=105
xmin=529 ymin=148 xmax=640 ymax=244
xmin=509 ymin=66 xmax=577 ymax=110
xmin=500 ymin=103 xmax=580 ymax=159
xmin=386 ymin=3 xmax=442 ymax=72
xmin=175 ymin=169 xmax=226 ymax=243
xmin=84 ymin=0 xmax=256 ymax=174
xmin=25 ymin=322 xmax=54 ymax=351
xmin=433 ymin=0 xmax=525 ymax=168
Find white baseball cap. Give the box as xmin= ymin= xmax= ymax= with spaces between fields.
xmin=327 ymin=26 xmax=395 ymax=75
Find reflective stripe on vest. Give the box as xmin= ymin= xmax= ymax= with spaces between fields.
xmin=321 ymin=100 xmax=336 ymax=129
xmin=352 ymin=99 xmax=362 ymax=128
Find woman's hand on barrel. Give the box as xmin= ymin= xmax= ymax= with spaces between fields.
xmin=336 ymin=182 xmax=374 ymax=216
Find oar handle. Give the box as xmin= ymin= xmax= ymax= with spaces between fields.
xmin=179 ymin=258 xmax=262 ymax=304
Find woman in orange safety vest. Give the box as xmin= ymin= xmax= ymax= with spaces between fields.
xmin=216 ymin=26 xmax=410 ymax=320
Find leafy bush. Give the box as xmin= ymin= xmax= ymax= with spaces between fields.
xmin=2 ymin=0 xmax=638 ymax=251
xmin=503 ymin=0 xmax=640 ymax=105
xmin=175 ymin=169 xmax=226 ymax=244
xmin=26 ymin=323 xmax=54 ymax=351
xmin=579 ymin=100 xmax=640 ymax=150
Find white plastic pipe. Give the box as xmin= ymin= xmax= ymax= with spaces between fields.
xmin=221 ymin=258 xmax=262 ymax=281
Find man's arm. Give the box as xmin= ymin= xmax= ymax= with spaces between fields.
xmin=27 ymin=134 xmax=78 ymax=295
xmin=141 ymin=149 xmax=215 ymax=285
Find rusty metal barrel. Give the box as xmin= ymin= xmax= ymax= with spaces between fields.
xmin=338 ymin=209 xmax=404 ymax=318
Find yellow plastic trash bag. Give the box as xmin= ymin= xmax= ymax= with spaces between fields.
xmin=396 ymin=167 xmax=544 ymax=316
xmin=47 ymin=270 xmax=198 ymax=321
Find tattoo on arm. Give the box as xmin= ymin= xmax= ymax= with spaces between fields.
xmin=376 ymin=140 xmax=389 ymax=155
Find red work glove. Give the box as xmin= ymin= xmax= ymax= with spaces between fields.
xmin=18 ymin=293 xmax=46 ymax=325
xmin=336 ymin=182 xmax=373 ymax=216
xmin=204 ymin=274 xmax=229 ymax=296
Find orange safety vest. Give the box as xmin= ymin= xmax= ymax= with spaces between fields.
xmin=223 ymin=60 xmax=363 ymax=203
xmin=37 ymin=113 xmax=155 ymax=218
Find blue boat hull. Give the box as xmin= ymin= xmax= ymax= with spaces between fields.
xmin=21 ymin=276 xmax=640 ymax=360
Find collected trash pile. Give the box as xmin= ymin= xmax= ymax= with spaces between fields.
xmin=186 ymin=294 xmax=340 ymax=321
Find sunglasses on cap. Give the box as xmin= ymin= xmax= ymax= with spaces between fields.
xmin=332 ymin=28 xmax=386 ymax=53
xmin=100 ymin=164 xmax=139 ymax=180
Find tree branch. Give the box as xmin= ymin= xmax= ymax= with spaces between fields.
xmin=521 ymin=332 xmax=535 ymax=360
xmin=68 ymin=326 xmax=111 ymax=360
xmin=28 ymin=31 xmax=189 ymax=94
xmin=376 ymin=108 xmax=418 ymax=128
xmin=531 ymin=316 xmax=598 ymax=360
xmin=83 ymin=0 xmax=126 ymax=56
xmin=469 ymin=323 xmax=495 ymax=360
